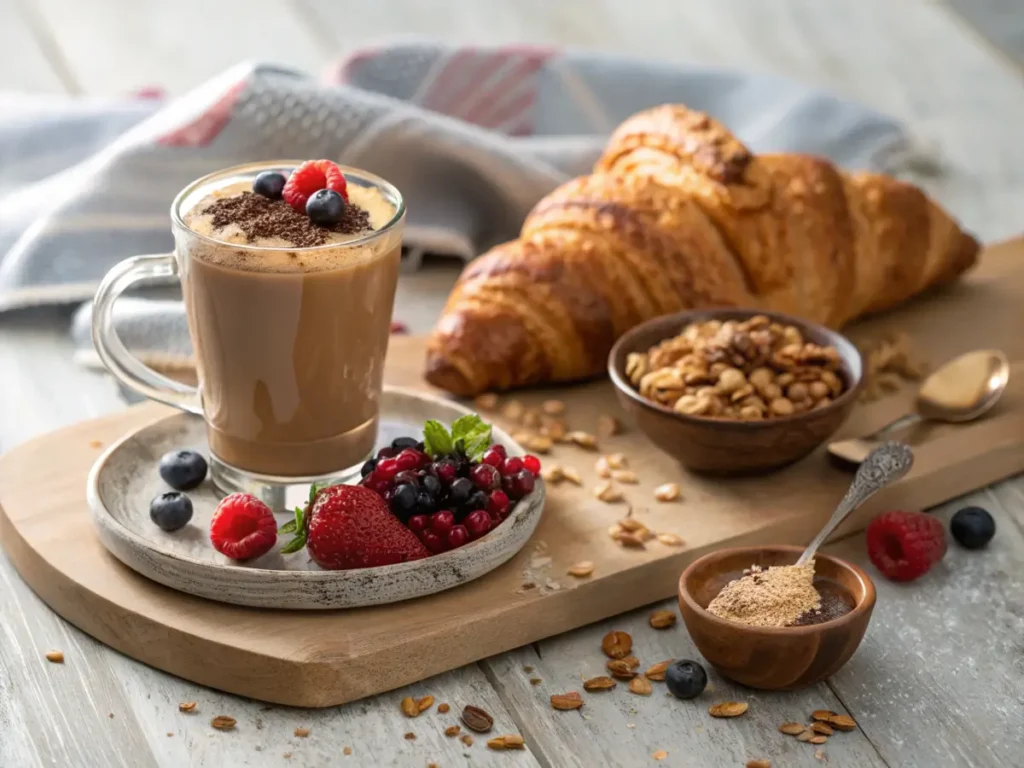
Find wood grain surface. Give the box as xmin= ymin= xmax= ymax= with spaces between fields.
xmin=3 ymin=0 xmax=1024 ymax=764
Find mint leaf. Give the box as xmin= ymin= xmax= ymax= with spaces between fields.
xmin=279 ymin=506 xmax=305 ymax=537
xmin=279 ymin=530 xmax=307 ymax=554
xmin=279 ymin=520 xmax=297 ymax=535
xmin=451 ymin=413 xmax=492 ymax=460
xmin=422 ymin=419 xmax=453 ymax=457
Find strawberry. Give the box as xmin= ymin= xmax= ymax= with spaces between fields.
xmin=209 ymin=493 xmax=277 ymax=560
xmin=282 ymin=159 xmax=348 ymax=212
xmin=866 ymin=510 xmax=947 ymax=582
xmin=284 ymin=485 xmax=429 ymax=570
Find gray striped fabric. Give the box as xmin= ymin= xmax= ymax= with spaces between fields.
xmin=1 ymin=43 xmax=916 ymax=367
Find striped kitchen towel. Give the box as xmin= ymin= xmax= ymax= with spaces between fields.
xmin=1 ymin=41 xmax=916 ymax=315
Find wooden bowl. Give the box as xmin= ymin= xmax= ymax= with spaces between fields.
xmin=607 ymin=308 xmax=863 ymax=474
xmin=678 ymin=545 xmax=876 ymax=690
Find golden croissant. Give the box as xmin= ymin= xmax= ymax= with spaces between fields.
xmin=425 ymin=105 xmax=979 ymax=396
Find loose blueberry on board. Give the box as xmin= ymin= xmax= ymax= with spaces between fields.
xmin=149 ymin=492 xmax=193 ymax=532
xmin=665 ymin=660 xmax=708 ymax=700
xmin=306 ymin=189 xmax=345 ymax=226
xmin=158 ymin=449 xmax=208 ymax=491
xmin=950 ymin=506 xmax=996 ymax=549
xmin=252 ymin=171 xmax=286 ymax=200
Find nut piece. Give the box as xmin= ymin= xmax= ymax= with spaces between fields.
xmin=461 ymin=705 xmax=494 ymax=733
xmin=583 ymin=676 xmax=617 ymax=692
xmin=601 ymin=630 xmax=633 ymax=659
xmin=628 ymin=677 xmax=653 ymax=696
xmin=611 ymin=469 xmax=639 ymax=484
xmin=612 ymin=531 xmax=645 ymax=548
xmin=294 ymin=727 xmax=309 ymax=738
xmin=541 ymin=464 xmax=564 ymax=483
xmin=525 ymin=435 xmax=553 ymax=454
xmin=561 ymin=466 xmax=583 ymax=485
xmin=178 ymin=702 xmax=197 ymax=713
xmin=595 ymin=456 xmax=612 ymax=478
xmin=653 ymin=483 xmax=681 ymax=502
xmin=606 ymin=659 xmax=637 ymax=680
xmin=644 ymin=660 xmax=672 ymax=681
xmin=437 ymin=703 xmax=450 ymax=714
xmin=210 ymin=716 xmax=236 ymax=731
xmin=652 ymin=750 xmax=668 ymax=761
xmin=593 ymin=480 xmax=624 ymax=503
xmin=417 ymin=695 xmax=434 ymax=713
xmin=567 ymin=431 xmax=598 ymax=449
xmin=810 ymin=722 xmax=834 ymax=736
xmin=444 ymin=725 xmax=461 ymax=737
xmin=648 ymin=609 xmax=677 ymax=629
xmin=45 ymin=651 xmax=64 ymax=664
xmin=597 ymin=415 xmax=621 ymax=437
xmin=709 ymin=701 xmax=749 ymax=718
xmin=656 ymin=532 xmax=684 ymax=546
xmin=550 ymin=691 xmax=585 ymax=710
xmin=542 ymin=399 xmax=565 ymax=415
xmin=487 ymin=734 xmax=525 ymax=751
xmin=502 ymin=400 xmax=525 ymax=422
xmin=400 ymin=697 xmax=419 ymax=717
xmin=779 ymin=722 xmax=806 ymax=735
xmin=567 ymin=561 xmax=594 ymax=578
xmin=474 ymin=393 xmax=498 ymax=411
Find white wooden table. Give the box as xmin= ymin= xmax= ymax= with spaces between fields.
xmin=1 ymin=2 xmax=1023 ymax=766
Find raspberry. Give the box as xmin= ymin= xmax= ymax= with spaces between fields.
xmin=282 ymin=159 xmax=348 ymax=212
xmin=866 ymin=510 xmax=947 ymax=582
xmin=209 ymin=493 xmax=277 ymax=560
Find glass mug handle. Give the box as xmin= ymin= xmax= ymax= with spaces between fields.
xmin=91 ymin=253 xmax=203 ymax=415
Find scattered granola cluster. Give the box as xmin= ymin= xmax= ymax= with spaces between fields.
xmin=626 ymin=315 xmax=848 ymax=421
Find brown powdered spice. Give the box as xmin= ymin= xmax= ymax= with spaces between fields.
xmin=707 ymin=562 xmax=820 ymax=628
xmin=202 ymin=192 xmax=371 ymax=248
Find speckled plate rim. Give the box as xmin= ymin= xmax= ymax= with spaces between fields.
xmin=85 ymin=385 xmax=545 ymax=610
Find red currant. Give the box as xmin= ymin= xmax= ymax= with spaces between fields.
xmin=446 ymin=525 xmax=470 ymax=549
xmin=410 ymin=449 xmax=431 ymax=468
xmin=367 ymin=476 xmax=391 ymax=495
xmin=522 ymin=454 xmax=542 ymax=475
xmin=395 ymin=449 xmax=421 ymax=472
xmin=421 ymin=531 xmax=446 ymax=553
xmin=513 ymin=469 xmax=535 ymax=497
xmin=464 ymin=509 xmax=492 ymax=539
xmin=407 ymin=514 xmax=429 ymax=533
xmin=430 ymin=510 xmax=455 ymax=533
xmin=481 ymin=447 xmax=505 ymax=468
xmin=375 ymin=457 xmax=399 ymax=481
xmin=470 ymin=463 xmax=500 ymax=491
xmin=487 ymin=489 xmax=510 ymax=519
xmin=501 ymin=456 xmax=525 ymax=477
xmin=433 ymin=460 xmax=458 ymax=485
xmin=489 ymin=443 xmax=507 ymax=458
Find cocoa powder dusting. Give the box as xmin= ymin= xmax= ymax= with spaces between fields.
xmin=707 ymin=562 xmax=820 ymax=628
xmin=203 ymin=192 xmax=371 ymax=247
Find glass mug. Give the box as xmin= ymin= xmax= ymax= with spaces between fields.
xmin=92 ymin=162 xmax=405 ymax=506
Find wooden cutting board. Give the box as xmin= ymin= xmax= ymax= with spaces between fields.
xmin=1 ymin=239 xmax=1023 ymax=708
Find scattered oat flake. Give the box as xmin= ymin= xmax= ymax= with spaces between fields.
xmin=797 ymin=730 xmax=816 ymax=742
xmin=45 ymin=651 xmax=64 ymax=664
xmin=629 ymin=677 xmax=653 ymax=696
xmin=487 ymin=734 xmax=525 ymax=750
xmin=178 ymin=702 xmax=197 ymax=713
xmin=656 ymin=532 xmax=684 ymax=546
xmin=404 ymin=732 xmax=416 ymax=740
xmin=210 ymin=715 xmax=236 ymax=731
xmin=583 ymin=676 xmax=616 ymax=692
xmin=551 ymin=691 xmax=585 ymax=710
xmin=567 ymin=561 xmax=594 ymax=577
xmin=166 ymin=732 xmax=174 ymax=737
xmin=654 ymin=483 xmax=681 ymax=502
xmin=522 ymin=665 xmax=534 ymax=673
xmin=652 ymin=750 xmax=668 ymax=761
xmin=530 ymin=677 xmax=543 ymax=685
xmin=445 ymin=725 xmax=461 ymax=737
xmin=89 ymin=439 xmax=103 ymax=449
xmin=283 ymin=753 xmax=291 ymax=759
xmin=811 ymin=709 xmax=837 ymax=721
xmin=811 ymin=722 xmax=834 ymax=735
xmin=814 ymin=748 xmax=826 ymax=761
xmin=779 ymin=722 xmax=805 ymax=735
xmin=810 ymin=735 xmax=828 ymax=744
xmin=417 ymin=695 xmax=434 ymax=713
xmin=437 ymin=702 xmax=450 ymax=714
xmin=294 ymin=727 xmax=309 ymax=737
xmin=343 ymin=746 xmax=352 ymax=755
xmin=429 ymin=763 xmax=439 ymax=768
xmin=400 ymin=696 xmax=419 ymax=717
xmin=645 ymin=660 xmax=672 ymax=681
xmin=747 ymin=761 xmax=772 ymax=768
xmin=709 ymin=701 xmax=748 ymax=718
xmin=601 ymin=630 xmax=632 ymax=659
xmin=606 ymin=659 xmax=637 ymax=679
xmin=460 ymin=734 xmax=474 ymax=746
xmin=825 ymin=713 xmax=857 ymax=731
xmin=648 ymin=609 xmax=677 ymax=629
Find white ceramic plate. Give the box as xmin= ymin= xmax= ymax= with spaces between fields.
xmin=86 ymin=386 xmax=544 ymax=610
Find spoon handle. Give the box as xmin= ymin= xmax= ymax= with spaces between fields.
xmin=863 ymin=412 xmax=924 ymax=442
xmin=796 ymin=442 xmax=914 ymax=566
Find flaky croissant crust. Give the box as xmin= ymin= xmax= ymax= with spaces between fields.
xmin=426 ymin=104 xmax=978 ymax=396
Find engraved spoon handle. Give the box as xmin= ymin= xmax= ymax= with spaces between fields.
xmin=796 ymin=442 xmax=914 ymax=566
xmin=862 ymin=412 xmax=924 ymax=442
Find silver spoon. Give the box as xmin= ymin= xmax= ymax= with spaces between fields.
xmin=828 ymin=349 xmax=1009 ymax=464
xmin=796 ymin=442 xmax=914 ymax=566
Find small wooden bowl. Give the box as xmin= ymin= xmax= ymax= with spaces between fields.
xmin=607 ymin=308 xmax=863 ymax=474
xmin=678 ymin=545 xmax=876 ymax=690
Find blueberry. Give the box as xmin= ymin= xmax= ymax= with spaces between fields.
xmin=416 ymin=491 xmax=435 ymax=515
xmin=361 ymin=458 xmax=378 ymax=477
xmin=253 ymin=171 xmax=286 ymax=200
xmin=466 ymin=489 xmax=489 ymax=512
xmin=149 ymin=492 xmax=193 ymax=532
xmin=391 ymin=483 xmax=419 ymax=520
xmin=449 ymin=477 xmax=474 ymax=505
xmin=305 ymin=189 xmax=345 ymax=226
xmin=158 ymin=449 xmax=208 ymax=491
xmin=421 ymin=474 xmax=442 ymax=499
xmin=377 ymin=446 xmax=398 ymax=460
xmin=665 ymin=660 xmax=707 ymax=700
xmin=950 ymin=506 xmax=996 ymax=549
xmin=391 ymin=436 xmax=420 ymax=452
